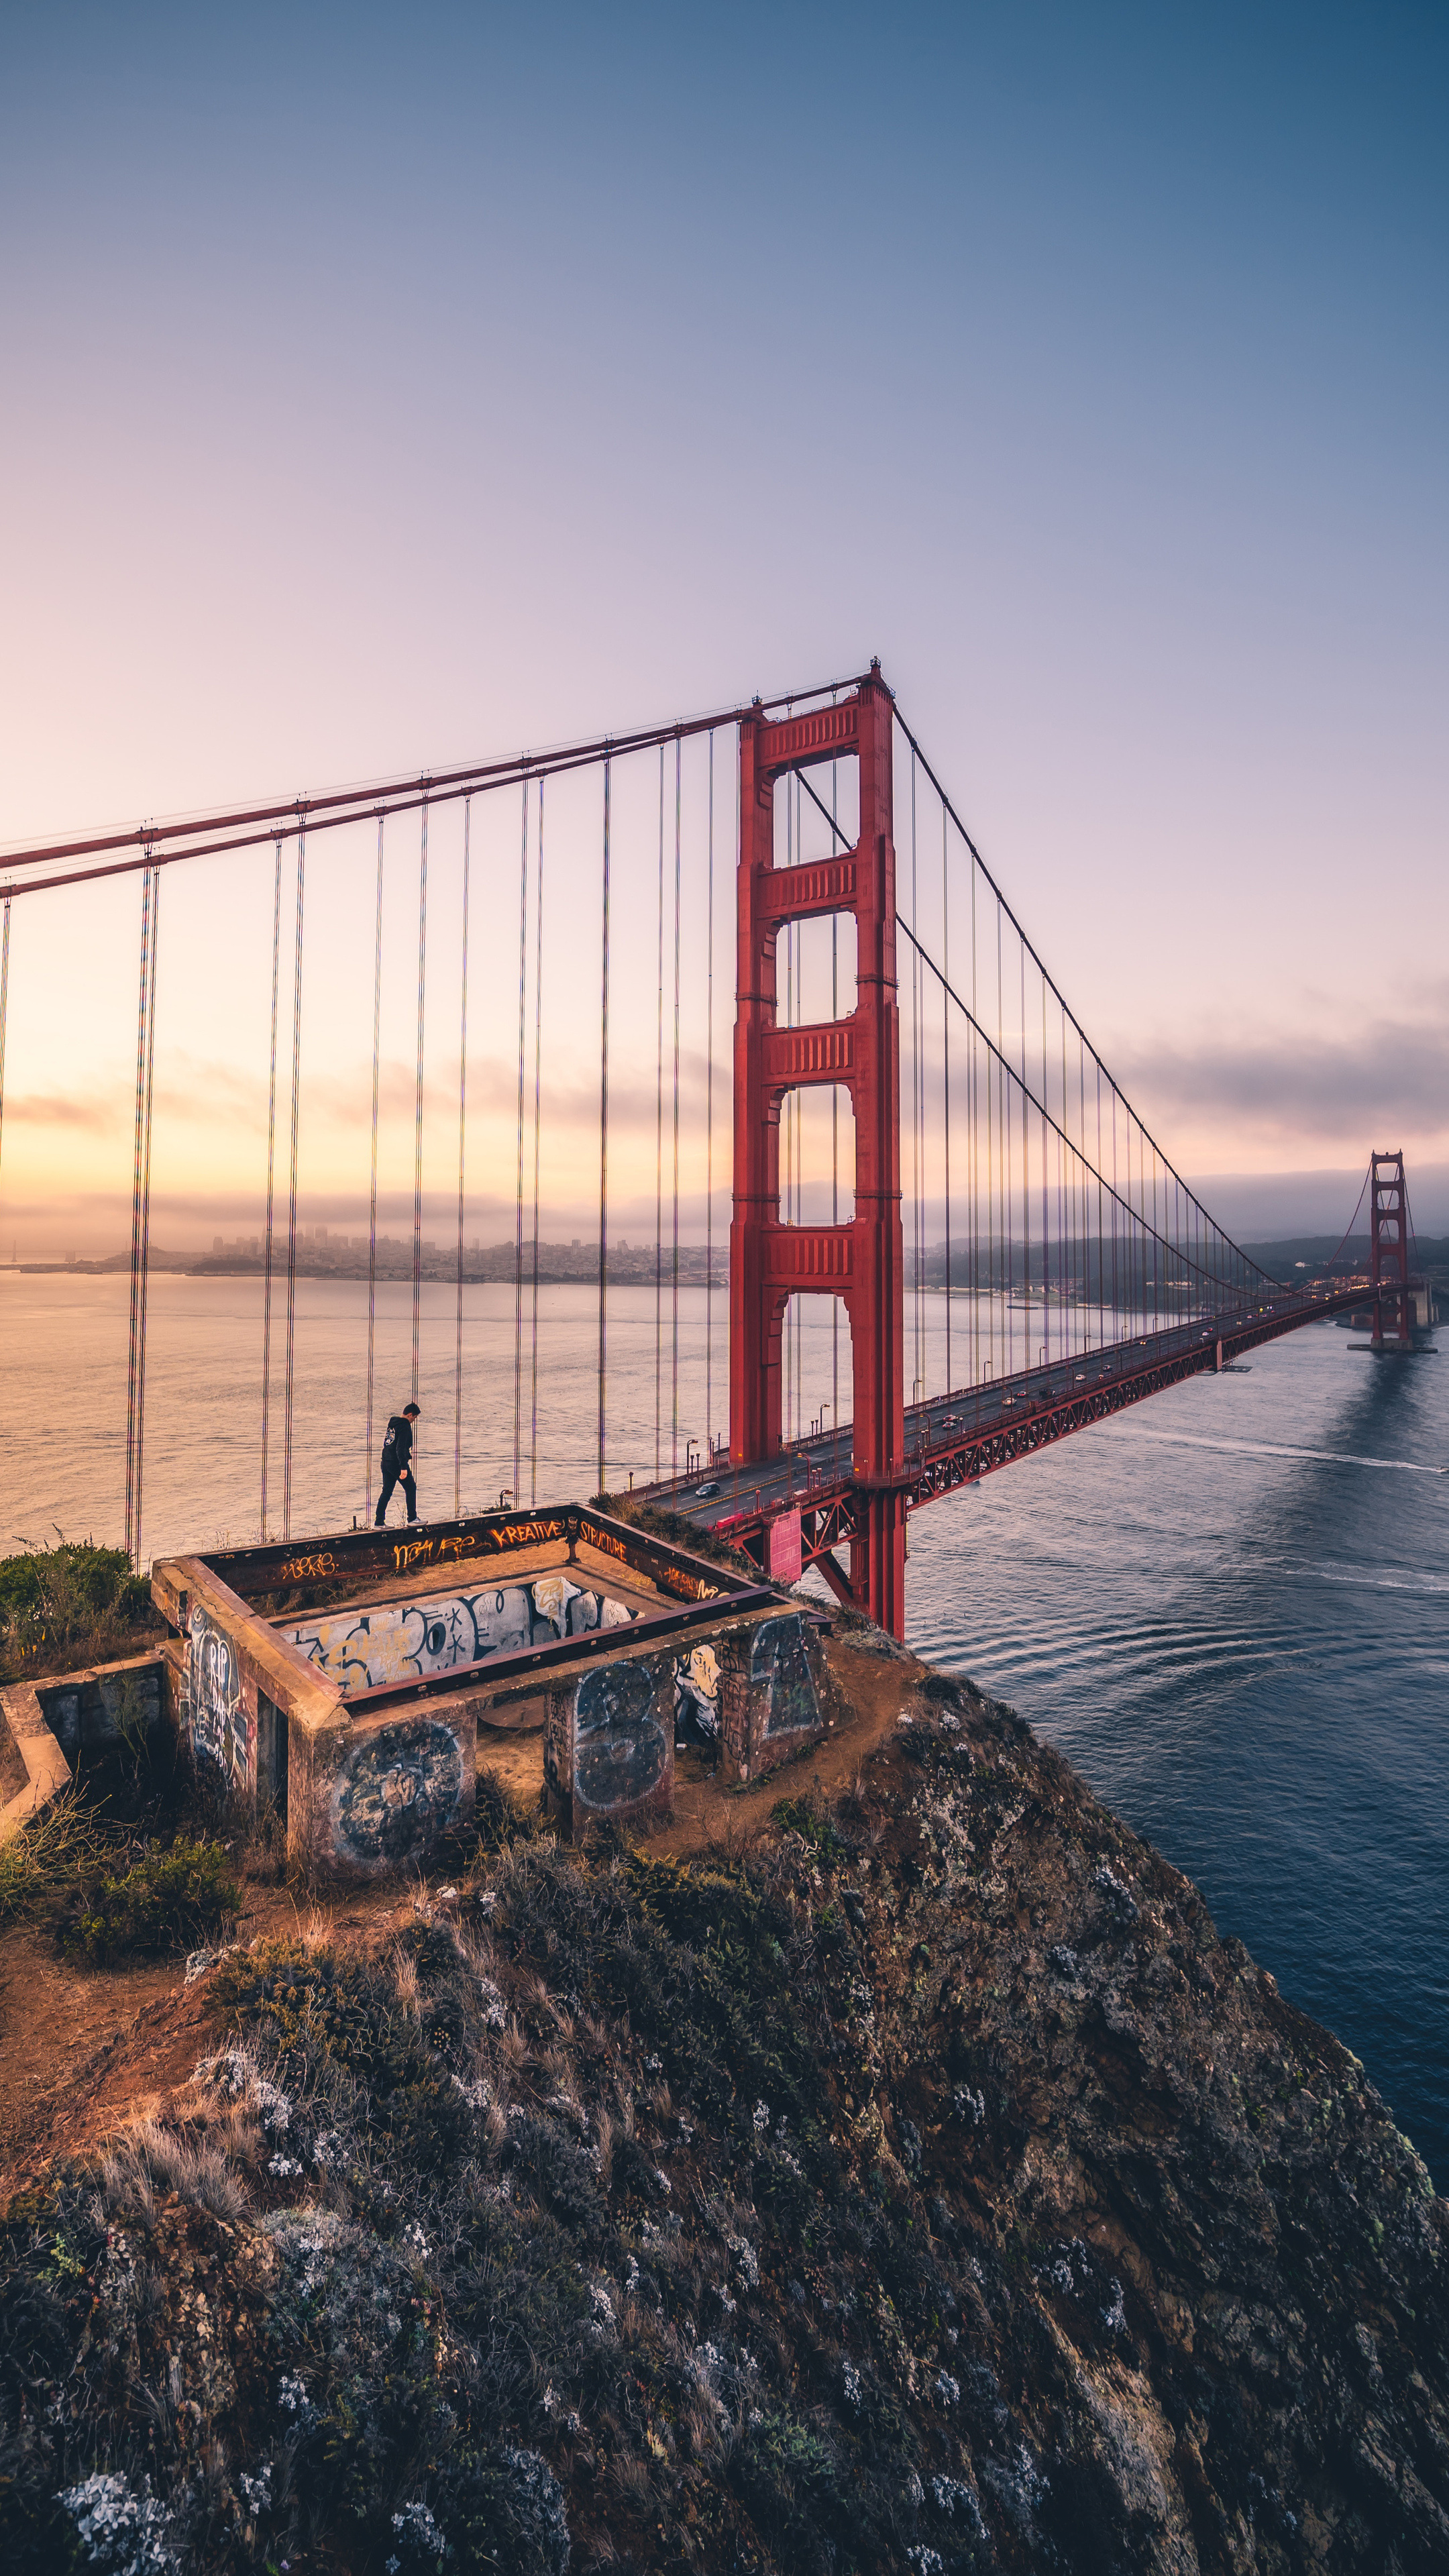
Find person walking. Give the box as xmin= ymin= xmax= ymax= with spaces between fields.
xmin=375 ymin=1401 xmax=421 ymax=1524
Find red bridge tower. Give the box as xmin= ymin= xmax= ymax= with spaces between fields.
xmin=729 ymin=664 xmax=908 ymax=1633
xmin=1369 ymin=1149 xmax=1413 ymax=1350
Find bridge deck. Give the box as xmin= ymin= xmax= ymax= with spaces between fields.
xmin=640 ymin=1280 xmax=1381 ymax=1558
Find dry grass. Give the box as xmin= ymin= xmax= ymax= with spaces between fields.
xmin=0 ymin=1785 xmax=120 ymax=1925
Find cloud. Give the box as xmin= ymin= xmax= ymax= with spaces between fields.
xmin=1110 ymin=1004 xmax=1449 ymax=1150
xmin=4 ymin=1091 xmax=116 ymax=1132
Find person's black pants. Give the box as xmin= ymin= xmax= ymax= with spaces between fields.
xmin=375 ymin=1468 xmax=417 ymax=1525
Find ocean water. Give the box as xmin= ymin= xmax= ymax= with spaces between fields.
xmin=3 ymin=1271 xmax=1446 ymax=2186
xmin=909 ymin=1324 xmax=1449 ymax=2190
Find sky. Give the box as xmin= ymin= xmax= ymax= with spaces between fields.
xmin=1 ymin=0 xmax=1445 ymax=1254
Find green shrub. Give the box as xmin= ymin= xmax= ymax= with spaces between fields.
xmin=61 ymin=1836 xmax=239 ymax=1965
xmin=0 ymin=1540 xmax=156 ymax=1681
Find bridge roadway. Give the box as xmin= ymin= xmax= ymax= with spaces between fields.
xmin=640 ymin=1277 xmax=1377 ymax=1577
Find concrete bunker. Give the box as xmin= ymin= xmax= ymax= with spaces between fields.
xmin=149 ymin=1505 xmax=833 ymax=1876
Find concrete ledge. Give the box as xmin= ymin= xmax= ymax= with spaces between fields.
xmin=0 ymin=1683 xmax=73 ymax=1843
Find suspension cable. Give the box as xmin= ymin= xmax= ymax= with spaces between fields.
xmin=897 ymin=917 xmax=1239 ymax=1291
xmin=705 ymin=732 xmax=714 ymax=1460
xmin=364 ymin=817 xmax=383 ymax=1521
xmin=262 ymin=839 xmax=283 ymax=1537
xmin=655 ymin=743 xmax=665 ymax=1478
xmin=671 ymin=735 xmax=682 ymax=1473
xmin=597 ymin=756 xmax=610 ymax=1491
xmin=0 ymin=896 xmax=10 ymax=1234
xmin=830 ymin=706 xmax=839 ymax=1431
xmin=910 ymin=751 xmax=920 ymax=1403
xmin=282 ymin=834 xmax=305 ymax=1542
xmin=124 ymin=864 xmax=154 ymax=1564
xmin=129 ymin=869 xmax=160 ymax=1568
xmin=413 ymin=799 xmax=429 ymax=1409
xmin=1 ymin=672 xmax=865 ymax=894
xmin=455 ymin=796 xmax=472 ymax=1517
xmin=942 ymin=804 xmax=952 ymax=1395
xmin=513 ymin=779 xmax=529 ymax=1501
xmin=529 ymin=780 xmax=545 ymax=1507
xmin=892 ymin=701 xmax=1274 ymax=1287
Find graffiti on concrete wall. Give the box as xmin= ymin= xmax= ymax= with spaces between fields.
xmin=674 ymin=1642 xmax=721 ymax=1749
xmin=750 ymin=1613 xmax=822 ymax=1737
xmin=335 ymin=1717 xmax=464 ymax=1863
xmin=188 ymin=1607 xmax=254 ymax=1790
xmin=574 ymin=1656 xmax=668 ymax=1813
xmin=286 ymin=1576 xmax=634 ymax=1693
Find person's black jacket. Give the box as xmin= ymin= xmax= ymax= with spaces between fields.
xmin=381 ymin=1414 xmax=414 ymax=1473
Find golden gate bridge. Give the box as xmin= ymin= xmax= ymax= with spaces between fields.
xmin=0 ymin=662 xmax=1424 ymax=1637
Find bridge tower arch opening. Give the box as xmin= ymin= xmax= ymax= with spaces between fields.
xmin=729 ymin=663 xmax=908 ymax=1633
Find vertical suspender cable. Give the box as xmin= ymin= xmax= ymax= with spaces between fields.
xmin=597 ymin=757 xmax=611 ymax=1492
xmin=670 ymin=736 xmax=682 ymax=1472
xmin=529 ymin=782 xmax=545 ymax=1506
xmin=970 ymin=851 xmax=979 ymax=1386
xmin=0 ymin=897 xmax=9 ymax=1240
xmin=364 ymin=820 xmax=383 ymax=1522
xmin=942 ymin=806 xmax=951 ymax=1395
xmin=1036 ymin=973 xmax=1046 ymax=1370
xmin=261 ymin=841 xmax=283 ymax=1538
xmin=830 ymin=716 xmax=839 ymax=1431
xmin=909 ymin=753 xmax=920 ymax=1402
xmin=132 ymin=869 xmax=160 ymax=1568
xmin=778 ymin=773 xmax=789 ymax=1442
xmin=455 ymin=798 xmax=472 ymax=1517
xmin=513 ymin=780 xmax=528 ymax=1499
xmin=124 ymin=865 xmax=153 ymax=1565
xmin=413 ymin=799 xmax=429 ymax=1411
xmin=363 ymin=819 xmax=381 ymax=1504
xmin=282 ymin=835 xmax=305 ymax=1542
xmin=705 ymin=733 xmax=715 ymax=1461
xmin=655 ymin=743 xmax=664 ymax=1477
xmin=1016 ymin=932 xmax=1026 ymax=1370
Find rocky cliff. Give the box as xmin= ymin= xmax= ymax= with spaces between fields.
xmin=2 ymin=1646 xmax=1445 ymax=2573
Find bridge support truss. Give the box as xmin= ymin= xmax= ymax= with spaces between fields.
xmin=1370 ymin=1150 xmax=1413 ymax=1350
xmin=729 ymin=665 xmax=908 ymax=1633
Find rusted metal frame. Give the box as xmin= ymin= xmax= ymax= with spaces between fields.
xmin=809 ymin=1550 xmax=862 ymax=1611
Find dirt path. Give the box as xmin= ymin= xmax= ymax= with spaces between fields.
xmin=0 ymin=1625 xmax=928 ymax=2200
xmin=0 ymin=1876 xmax=405 ymax=2200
